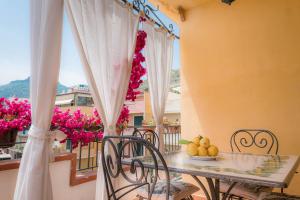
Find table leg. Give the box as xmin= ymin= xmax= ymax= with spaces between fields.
xmin=221 ymin=182 xmax=237 ymax=200
xmin=215 ymin=179 xmax=220 ymax=198
xmin=191 ymin=175 xmax=211 ymax=200
xmin=191 ymin=176 xmax=238 ymax=200
xmin=191 ymin=175 xmax=219 ymax=200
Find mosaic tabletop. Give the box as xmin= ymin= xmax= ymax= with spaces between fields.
xmin=123 ymin=151 xmax=300 ymax=188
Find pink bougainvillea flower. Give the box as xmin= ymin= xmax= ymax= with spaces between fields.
xmin=51 ymin=106 xmax=129 ymax=149
xmin=0 ymin=98 xmax=31 ymax=135
xmin=126 ymin=30 xmax=147 ymax=101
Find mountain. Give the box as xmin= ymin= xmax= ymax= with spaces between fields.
xmin=0 ymin=77 xmax=69 ymax=98
xmin=0 ymin=69 xmax=180 ymax=98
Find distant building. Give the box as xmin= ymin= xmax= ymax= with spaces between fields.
xmin=0 ymin=149 xmax=11 ymax=161
xmin=55 ymin=85 xmax=181 ymax=127
xmin=125 ymin=90 xmax=181 ymax=127
xmin=125 ymin=93 xmax=145 ymax=127
xmin=143 ymin=91 xmax=181 ymax=126
xmin=55 ymin=84 xmax=94 ymax=115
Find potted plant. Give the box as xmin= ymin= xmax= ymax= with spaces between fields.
xmin=0 ymin=98 xmax=31 ymax=147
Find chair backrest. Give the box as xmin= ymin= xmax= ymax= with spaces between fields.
xmin=230 ymin=129 xmax=279 ymax=155
xmin=132 ymin=128 xmax=160 ymax=151
xmin=101 ymin=135 xmax=170 ymax=200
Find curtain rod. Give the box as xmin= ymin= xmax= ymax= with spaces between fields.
xmin=121 ymin=0 xmax=180 ymax=39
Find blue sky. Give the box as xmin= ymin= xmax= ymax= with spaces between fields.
xmin=0 ymin=0 xmax=180 ymax=86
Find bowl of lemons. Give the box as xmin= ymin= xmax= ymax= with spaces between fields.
xmin=179 ymin=135 xmax=219 ymax=161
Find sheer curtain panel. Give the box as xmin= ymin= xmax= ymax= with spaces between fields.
xmin=143 ymin=22 xmax=174 ymax=153
xmin=65 ymin=0 xmax=139 ymax=199
xmin=13 ymin=0 xmax=64 ymax=200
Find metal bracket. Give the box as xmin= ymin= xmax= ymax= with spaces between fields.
xmin=177 ymin=6 xmax=185 ymax=22
xmin=222 ymin=0 xmax=235 ymax=5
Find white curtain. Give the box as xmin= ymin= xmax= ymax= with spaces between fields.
xmin=65 ymin=0 xmax=139 ymax=199
xmin=143 ymin=22 xmax=174 ymax=153
xmin=14 ymin=0 xmax=64 ymax=200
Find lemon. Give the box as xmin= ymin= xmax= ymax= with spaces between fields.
xmin=208 ymin=145 xmax=219 ymax=156
xmin=192 ymin=136 xmax=201 ymax=146
xmin=197 ymin=146 xmax=208 ymax=156
xmin=187 ymin=143 xmax=198 ymax=156
xmin=200 ymin=137 xmax=210 ymax=148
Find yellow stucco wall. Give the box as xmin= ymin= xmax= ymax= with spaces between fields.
xmin=59 ymin=106 xmax=94 ymax=116
xmin=177 ymin=0 xmax=300 ymax=194
xmin=144 ymin=91 xmax=153 ymax=123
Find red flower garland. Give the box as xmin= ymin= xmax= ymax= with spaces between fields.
xmin=126 ymin=30 xmax=147 ymax=101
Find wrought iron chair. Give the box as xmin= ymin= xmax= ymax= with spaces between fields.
xmin=131 ymin=128 xmax=197 ymax=199
xmin=101 ymin=135 xmax=199 ymax=200
xmin=132 ymin=128 xmax=183 ymax=180
xmin=230 ymin=129 xmax=279 ymax=155
xmin=118 ymin=128 xmax=159 ymax=157
xmin=221 ymin=129 xmax=279 ymax=200
xmin=131 ymin=128 xmax=160 ymax=155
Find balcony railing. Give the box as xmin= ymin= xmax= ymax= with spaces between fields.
xmin=0 ymin=125 xmax=181 ymax=172
xmin=0 ymin=141 xmax=26 ymax=160
xmin=123 ymin=125 xmax=181 ymax=152
xmin=66 ymin=125 xmax=181 ymax=171
xmin=67 ymin=139 xmax=101 ymax=172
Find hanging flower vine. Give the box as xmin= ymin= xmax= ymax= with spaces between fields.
xmin=126 ymin=30 xmax=147 ymax=101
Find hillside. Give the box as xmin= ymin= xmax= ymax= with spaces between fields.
xmin=0 ymin=77 xmax=69 ymax=98
xmin=0 ymin=69 xmax=180 ymax=98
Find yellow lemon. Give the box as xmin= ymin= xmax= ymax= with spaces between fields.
xmin=197 ymin=146 xmax=208 ymax=156
xmin=187 ymin=143 xmax=198 ymax=156
xmin=200 ymin=137 xmax=210 ymax=148
xmin=208 ymin=145 xmax=219 ymax=156
xmin=192 ymin=136 xmax=201 ymax=146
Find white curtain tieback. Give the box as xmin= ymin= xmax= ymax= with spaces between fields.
xmin=28 ymin=125 xmax=56 ymax=162
xmin=28 ymin=125 xmax=50 ymax=140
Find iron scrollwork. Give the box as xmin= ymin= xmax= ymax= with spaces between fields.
xmin=132 ymin=128 xmax=160 ymax=151
xmin=101 ymin=135 xmax=170 ymax=200
xmin=122 ymin=0 xmax=179 ymax=39
xmin=230 ymin=129 xmax=279 ymax=154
